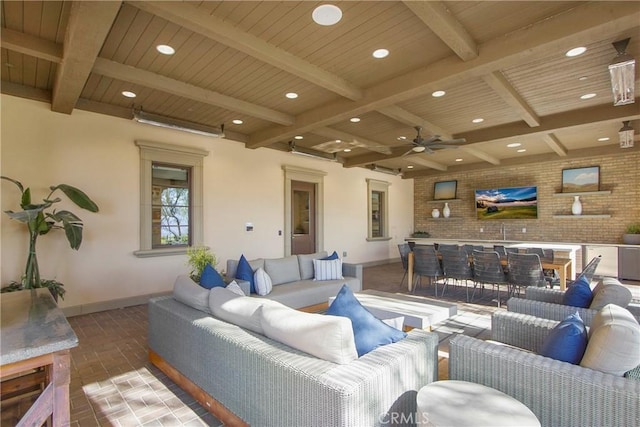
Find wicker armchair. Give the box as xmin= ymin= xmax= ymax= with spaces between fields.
xmin=507 ymin=286 xmax=640 ymax=326
xmin=449 ymin=311 xmax=640 ymax=427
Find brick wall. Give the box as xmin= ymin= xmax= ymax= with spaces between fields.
xmin=413 ymin=150 xmax=639 ymax=244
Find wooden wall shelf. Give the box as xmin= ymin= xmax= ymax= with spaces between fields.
xmin=552 ymin=214 xmax=611 ymax=219
xmin=426 ymin=199 xmax=462 ymax=203
xmin=553 ymin=191 xmax=611 ymax=197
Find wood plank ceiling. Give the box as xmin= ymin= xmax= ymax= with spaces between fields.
xmin=2 ymin=1 xmax=639 ymax=177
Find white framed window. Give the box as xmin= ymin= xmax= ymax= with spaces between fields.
xmin=134 ymin=140 xmax=208 ymax=257
xmin=367 ymin=178 xmax=391 ymax=241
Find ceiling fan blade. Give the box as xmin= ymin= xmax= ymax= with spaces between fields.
xmin=429 ymin=144 xmax=460 ymax=149
xmin=444 ymin=137 xmax=466 ymax=144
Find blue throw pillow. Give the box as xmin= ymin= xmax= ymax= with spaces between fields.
xmin=322 ymin=251 xmax=339 ymax=260
xmin=326 ymin=284 xmax=406 ymax=356
xmin=563 ymin=276 xmax=593 ymax=308
xmin=539 ymin=312 xmax=587 ymax=364
xmin=200 ymin=263 xmax=226 ymax=289
xmin=235 ymin=254 xmax=256 ymax=294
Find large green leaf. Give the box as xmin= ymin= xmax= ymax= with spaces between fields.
xmin=52 ymin=210 xmax=84 ymax=249
xmin=52 ymin=184 xmax=99 ymax=212
xmin=21 ymin=188 xmax=31 ymax=207
xmin=4 ymin=208 xmax=42 ymax=223
xmin=0 ymin=176 xmax=24 ymax=193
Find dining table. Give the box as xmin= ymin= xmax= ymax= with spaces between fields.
xmin=406 ymin=251 xmax=573 ymax=292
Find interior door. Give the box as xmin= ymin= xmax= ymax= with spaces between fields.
xmin=291 ymin=181 xmax=316 ymax=255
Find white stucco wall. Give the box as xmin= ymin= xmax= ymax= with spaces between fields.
xmin=1 ymin=95 xmax=413 ymax=311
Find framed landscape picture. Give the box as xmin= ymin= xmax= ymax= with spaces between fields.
xmin=562 ymin=166 xmax=599 ymax=192
xmin=475 ymin=186 xmax=538 ymax=220
xmin=433 ymin=180 xmax=457 ymax=200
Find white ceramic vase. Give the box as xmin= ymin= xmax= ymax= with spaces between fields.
xmin=431 ymin=208 xmax=440 ymax=218
xmin=571 ymin=195 xmax=582 ymax=215
xmin=443 ymin=202 xmax=451 ymax=218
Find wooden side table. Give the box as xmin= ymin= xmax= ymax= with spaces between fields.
xmin=1 ymin=289 xmax=78 ymax=426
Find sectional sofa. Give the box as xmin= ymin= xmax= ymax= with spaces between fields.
xmin=225 ymin=251 xmax=363 ymax=309
xmin=148 ymin=276 xmax=439 ymax=426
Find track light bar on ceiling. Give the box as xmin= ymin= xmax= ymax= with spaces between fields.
xmin=288 ymin=141 xmax=338 ymax=162
xmin=609 ymin=38 xmax=635 ymax=106
xmin=133 ymin=110 xmax=225 ymax=138
xmin=368 ymin=164 xmax=402 ymax=176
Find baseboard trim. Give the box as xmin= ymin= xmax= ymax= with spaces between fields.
xmin=360 ymin=257 xmax=401 ymax=268
xmin=61 ymin=291 xmax=171 ymax=317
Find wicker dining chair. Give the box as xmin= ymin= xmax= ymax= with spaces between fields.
xmin=472 ymin=250 xmax=509 ymax=306
xmin=397 ymin=243 xmax=412 ymax=288
xmin=412 ymin=245 xmax=443 ymax=295
xmin=506 ymin=252 xmax=546 ymax=297
xmin=441 ymin=249 xmax=474 ymax=300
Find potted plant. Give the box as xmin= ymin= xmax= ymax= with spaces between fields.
xmin=1 ymin=176 xmax=99 ymax=301
xmin=412 ymin=230 xmax=430 ymax=238
xmin=622 ymin=222 xmax=640 ymax=245
xmin=186 ymin=246 xmax=217 ymax=282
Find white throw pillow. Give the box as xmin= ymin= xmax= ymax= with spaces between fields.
xmin=580 ymin=304 xmax=640 ymax=376
xmin=254 ymin=267 xmax=273 ymax=296
xmin=313 ymin=258 xmax=344 ymax=281
xmin=259 ymin=303 xmax=358 ymax=364
xmin=208 ymin=287 xmax=285 ymax=335
xmin=173 ymin=275 xmax=211 ymax=313
xmin=225 ymin=280 xmax=245 ymax=296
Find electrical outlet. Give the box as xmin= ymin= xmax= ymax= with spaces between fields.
xmin=342 ymin=251 xmax=347 ymax=257
xmin=480 ymin=228 xmax=484 ymax=233
xmin=522 ymin=227 xmax=527 ymax=233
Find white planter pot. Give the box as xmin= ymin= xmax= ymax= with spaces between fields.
xmin=622 ymin=234 xmax=640 ymax=245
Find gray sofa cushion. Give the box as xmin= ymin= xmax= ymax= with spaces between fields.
xmin=265 ymin=256 xmax=301 ymax=285
xmin=252 ymin=277 xmax=360 ymax=309
xmin=297 ymin=251 xmax=328 ymax=280
xmin=226 ymin=258 xmax=265 ymax=279
xmin=173 ymin=275 xmax=210 ymax=314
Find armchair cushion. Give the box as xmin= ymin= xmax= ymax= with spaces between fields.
xmin=539 ymin=312 xmax=587 ymax=364
xmin=580 ymin=304 xmax=640 ymax=376
xmin=562 ymin=276 xmax=592 ymax=308
xmin=589 ymin=278 xmax=632 ymax=310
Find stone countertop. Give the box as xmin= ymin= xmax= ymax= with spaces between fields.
xmin=405 ymin=237 xmax=640 ymax=248
xmin=1 ymin=288 xmax=78 ymax=366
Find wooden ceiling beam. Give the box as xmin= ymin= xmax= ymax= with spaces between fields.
xmin=403 ymin=0 xmax=478 ymax=61
xmin=247 ymin=2 xmax=640 ymax=148
xmin=482 ymin=71 xmax=540 ymax=127
xmin=377 ymin=105 xmax=453 ymax=140
xmin=128 ymin=1 xmax=362 ymax=101
xmin=311 ymin=128 xmax=391 ymax=155
xmin=0 ymin=28 xmax=62 ymax=63
xmin=460 ymin=146 xmax=501 ymax=165
xmin=458 ymin=101 xmax=640 ymax=145
xmin=92 ymin=58 xmax=294 ymax=126
xmin=543 ymin=134 xmax=568 ymax=157
xmin=51 ymin=1 xmax=121 ymax=114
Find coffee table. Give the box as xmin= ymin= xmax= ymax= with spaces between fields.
xmin=329 ymin=289 xmax=457 ymax=330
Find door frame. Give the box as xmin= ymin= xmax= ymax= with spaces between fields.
xmin=283 ymin=165 xmax=326 ymax=256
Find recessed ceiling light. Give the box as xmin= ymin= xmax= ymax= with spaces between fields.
xmin=121 ymin=91 xmax=136 ymax=98
xmin=294 ymin=135 xmax=303 ymax=140
xmin=565 ymin=47 xmax=586 ymax=57
xmin=156 ymin=44 xmax=175 ymax=55
xmin=285 ymin=92 xmax=298 ymax=99
xmin=455 ymin=158 xmax=463 ymax=162
xmin=312 ymin=4 xmax=342 ymax=26
xmin=232 ymin=119 xmax=243 ymax=125
xmin=472 ymin=118 xmax=484 ymax=123
xmin=335 ymin=139 xmax=342 ymax=143
xmin=598 ymin=137 xmax=610 ymax=142
xmin=507 ymin=142 xmax=521 ymax=148
xmin=350 ymin=117 xmax=361 ymax=123
xmin=580 ymin=93 xmax=596 ymax=99
xmin=372 ymin=49 xmax=389 ymax=59
xmin=517 ymin=149 xmax=527 ymax=153
xmin=343 ymin=148 xmax=351 ymax=152
xmin=432 ymin=90 xmax=446 ymax=97
xmin=578 ymin=76 xmax=588 ymax=81
xmin=397 ymin=136 xmax=407 ymax=141
xmin=407 ymin=165 xmax=414 ymax=169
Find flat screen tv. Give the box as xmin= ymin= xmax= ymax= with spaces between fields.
xmin=475 ymin=186 xmax=538 ymax=220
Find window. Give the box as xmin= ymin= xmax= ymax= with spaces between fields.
xmin=135 ymin=141 xmax=208 ymax=257
xmin=367 ymin=179 xmax=391 ymax=241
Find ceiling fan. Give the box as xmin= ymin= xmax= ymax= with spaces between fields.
xmin=403 ymin=126 xmax=466 ymax=155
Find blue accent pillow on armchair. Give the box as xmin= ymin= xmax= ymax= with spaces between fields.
xmin=322 ymin=251 xmax=339 ymax=260
xmin=200 ymin=264 xmax=226 ymax=289
xmin=235 ymin=254 xmax=256 ymax=294
xmin=326 ymin=284 xmax=406 ymax=356
xmin=539 ymin=312 xmax=587 ymax=364
xmin=563 ymin=276 xmax=593 ymax=308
